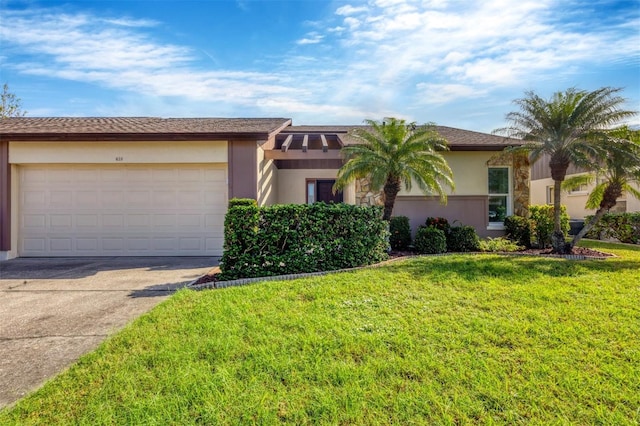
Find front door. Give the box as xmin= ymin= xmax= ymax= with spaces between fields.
xmin=316 ymin=180 xmax=343 ymax=203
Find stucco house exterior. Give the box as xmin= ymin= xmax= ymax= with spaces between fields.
xmin=530 ymin=153 xmax=640 ymax=220
xmin=0 ymin=117 xmax=527 ymax=260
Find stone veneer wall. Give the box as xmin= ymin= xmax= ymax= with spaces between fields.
xmin=355 ymin=177 xmax=383 ymax=206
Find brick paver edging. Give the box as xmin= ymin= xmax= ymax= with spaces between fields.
xmin=188 ymin=250 xmax=611 ymax=291
xmin=187 ymin=256 xmax=411 ymax=291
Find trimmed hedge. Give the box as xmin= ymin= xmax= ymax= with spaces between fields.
xmin=414 ymin=226 xmax=447 ymax=254
xmin=220 ymin=201 xmax=389 ymax=280
xmin=389 ymin=216 xmax=412 ymax=250
xmin=585 ymin=212 xmax=640 ymax=244
xmin=529 ymin=205 xmax=570 ymax=248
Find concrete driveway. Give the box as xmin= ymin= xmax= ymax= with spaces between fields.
xmin=0 ymin=257 xmax=215 ymax=409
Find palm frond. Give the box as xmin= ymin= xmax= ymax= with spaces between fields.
xmin=585 ymin=182 xmax=607 ymax=210
xmin=561 ymin=174 xmax=594 ymax=191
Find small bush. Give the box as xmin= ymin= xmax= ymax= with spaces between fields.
xmin=585 ymin=212 xmax=640 ymax=244
xmin=504 ymin=215 xmax=532 ymax=248
xmin=414 ymin=226 xmax=447 ymax=254
xmin=425 ymin=217 xmax=450 ymax=234
xmin=529 ymin=205 xmax=570 ymax=248
xmin=479 ymin=237 xmax=523 ymax=252
xmin=447 ymin=225 xmax=480 ymax=252
xmin=389 ymin=216 xmax=412 ymax=250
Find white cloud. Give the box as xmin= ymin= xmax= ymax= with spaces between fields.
xmin=101 ymin=17 xmax=159 ymax=27
xmin=415 ymin=83 xmax=486 ymax=104
xmin=335 ymin=5 xmax=369 ymax=16
xmin=296 ymin=32 xmax=324 ymax=45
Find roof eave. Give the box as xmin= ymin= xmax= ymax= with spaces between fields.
xmin=0 ymin=132 xmax=282 ymax=142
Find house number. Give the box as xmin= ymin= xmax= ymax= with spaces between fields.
xmin=115 ymin=157 xmax=123 ymax=161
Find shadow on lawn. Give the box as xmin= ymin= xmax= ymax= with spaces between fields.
xmin=384 ymin=254 xmax=640 ymax=282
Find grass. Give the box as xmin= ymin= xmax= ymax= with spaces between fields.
xmin=1 ymin=240 xmax=639 ymax=424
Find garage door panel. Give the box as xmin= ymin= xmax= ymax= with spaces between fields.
xmin=19 ymin=164 xmax=227 ymax=256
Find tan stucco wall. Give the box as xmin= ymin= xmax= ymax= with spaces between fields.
xmin=276 ymin=169 xmax=355 ymax=205
xmin=627 ymin=188 xmax=640 ymax=213
xmin=257 ymin=146 xmax=278 ymax=206
xmin=530 ymin=176 xmax=588 ymax=219
xmin=9 ymin=141 xmax=228 ymax=164
xmin=398 ymin=151 xmax=496 ymax=196
xmin=277 ymin=169 xmax=337 ymax=204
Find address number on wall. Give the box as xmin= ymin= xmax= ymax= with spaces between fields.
xmin=115 ymin=157 xmax=123 ymax=161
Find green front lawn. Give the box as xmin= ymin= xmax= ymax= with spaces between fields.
xmin=2 ymin=241 xmax=639 ymax=425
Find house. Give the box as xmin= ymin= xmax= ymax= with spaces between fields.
xmin=530 ymin=153 xmax=640 ymax=220
xmin=0 ymin=117 xmax=527 ymax=260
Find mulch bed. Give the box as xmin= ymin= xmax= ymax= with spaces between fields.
xmin=191 ymin=246 xmax=613 ymax=287
xmin=517 ymin=246 xmax=613 ymax=258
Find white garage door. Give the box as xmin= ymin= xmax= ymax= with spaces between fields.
xmin=19 ymin=164 xmax=227 ymax=256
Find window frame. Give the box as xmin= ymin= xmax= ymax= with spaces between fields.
xmin=487 ymin=166 xmax=512 ymax=229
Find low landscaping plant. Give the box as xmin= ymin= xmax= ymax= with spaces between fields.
xmin=446 ymin=225 xmax=480 ymax=252
xmin=220 ymin=200 xmax=389 ymax=280
xmin=529 ymin=204 xmax=570 ymax=248
xmin=389 ymin=216 xmax=412 ymax=250
xmin=585 ymin=212 xmax=640 ymax=244
xmin=504 ymin=215 xmax=532 ymax=248
xmin=414 ymin=225 xmax=447 ymax=254
xmin=425 ymin=216 xmax=450 ymax=234
xmin=479 ymin=237 xmax=523 ymax=252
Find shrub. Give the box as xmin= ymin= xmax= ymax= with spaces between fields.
xmin=529 ymin=205 xmax=570 ymax=248
xmin=504 ymin=215 xmax=532 ymax=248
xmin=220 ymin=203 xmax=389 ymax=280
xmin=479 ymin=237 xmax=523 ymax=252
xmin=425 ymin=217 xmax=450 ymax=234
xmin=389 ymin=216 xmax=412 ymax=250
xmin=447 ymin=225 xmax=480 ymax=252
xmin=414 ymin=226 xmax=447 ymax=254
xmin=585 ymin=212 xmax=640 ymax=244
xmin=228 ymin=198 xmax=258 ymax=208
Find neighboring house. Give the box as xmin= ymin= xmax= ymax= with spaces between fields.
xmin=530 ymin=152 xmax=640 ymax=220
xmin=0 ymin=117 xmax=527 ymax=260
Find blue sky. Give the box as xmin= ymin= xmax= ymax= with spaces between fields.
xmin=1 ymin=0 xmax=638 ymax=133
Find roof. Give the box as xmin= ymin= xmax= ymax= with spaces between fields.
xmin=0 ymin=118 xmax=521 ymax=149
xmin=0 ymin=117 xmax=292 ymax=141
xmin=284 ymin=125 xmax=523 ymax=150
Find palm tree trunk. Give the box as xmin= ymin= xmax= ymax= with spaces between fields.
xmin=382 ymin=177 xmax=401 ymax=221
xmin=570 ymin=208 xmax=607 ymax=248
xmin=551 ymin=180 xmax=568 ymax=253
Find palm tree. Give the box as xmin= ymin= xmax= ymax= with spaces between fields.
xmin=333 ymin=118 xmax=454 ymax=221
xmin=564 ymin=127 xmax=640 ymax=247
xmin=495 ymin=87 xmax=636 ymax=253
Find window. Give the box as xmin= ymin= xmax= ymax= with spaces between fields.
xmin=546 ymin=186 xmax=554 ymax=204
xmin=568 ymin=184 xmax=588 ymax=195
xmin=306 ymin=179 xmax=343 ymax=204
xmin=488 ymin=167 xmax=511 ymax=224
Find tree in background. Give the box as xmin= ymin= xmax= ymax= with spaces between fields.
xmin=495 ymin=87 xmax=636 ymax=253
xmin=0 ymin=83 xmax=27 ymax=117
xmin=564 ymin=126 xmax=640 ymax=247
xmin=333 ymin=118 xmax=454 ymax=221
